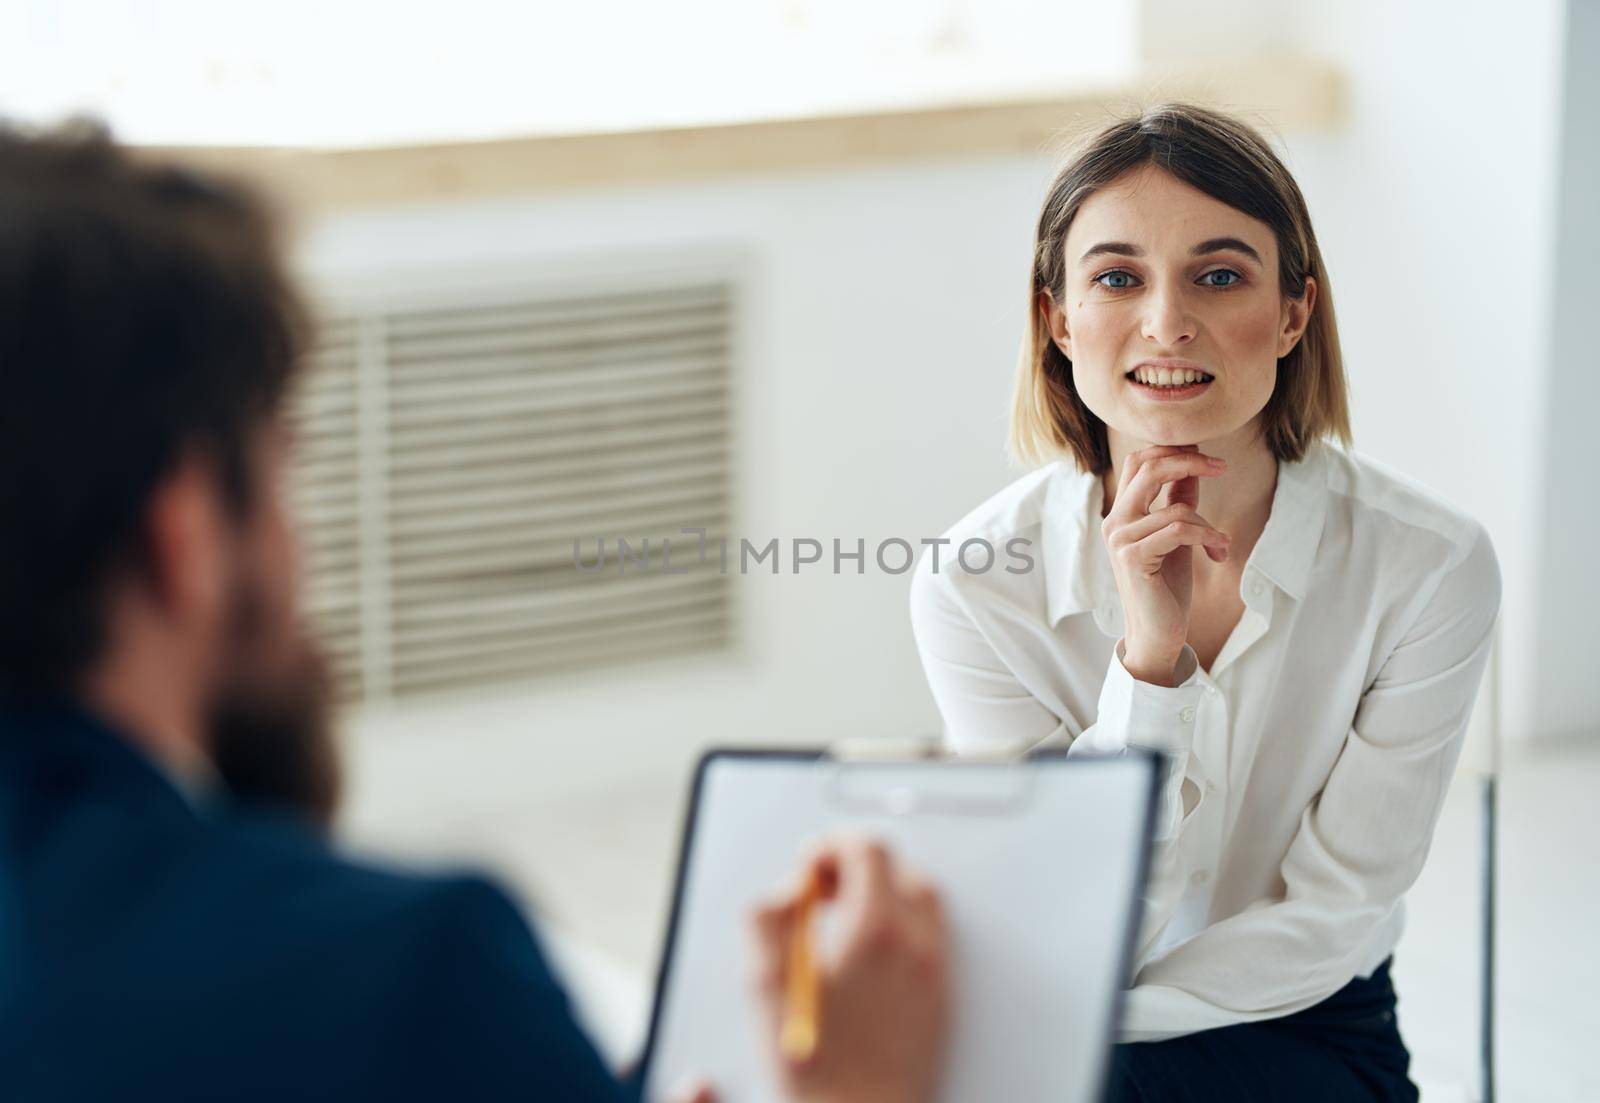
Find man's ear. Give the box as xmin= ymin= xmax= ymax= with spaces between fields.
xmin=140 ymin=454 xmax=230 ymax=634
xmin=1040 ymin=290 xmax=1072 ymax=359
xmin=1277 ymin=276 xmax=1317 ymax=358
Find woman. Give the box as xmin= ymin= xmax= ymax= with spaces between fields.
xmin=909 ymin=103 xmax=1499 ymax=1102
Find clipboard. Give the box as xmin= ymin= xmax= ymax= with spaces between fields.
xmin=637 ymin=748 xmax=1160 ymax=1103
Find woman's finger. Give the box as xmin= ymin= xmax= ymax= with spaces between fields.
xmin=1167 ymin=472 xmax=1201 ymax=510
xmin=1117 ymin=444 xmax=1195 ymax=499
xmin=1126 ymin=520 xmax=1232 ymax=567
xmin=1110 ymin=504 xmax=1229 ymax=549
xmin=1111 ymin=453 xmax=1226 ymax=521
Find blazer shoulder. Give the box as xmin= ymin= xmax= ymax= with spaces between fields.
xmin=199 ymin=808 xmax=538 ymax=952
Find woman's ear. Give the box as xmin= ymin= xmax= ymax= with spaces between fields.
xmin=1040 ymin=290 xmax=1072 ymax=359
xmin=1277 ymin=276 xmax=1317 ymax=358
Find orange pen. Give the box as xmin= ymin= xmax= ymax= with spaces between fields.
xmin=778 ymin=870 xmax=822 ymax=1062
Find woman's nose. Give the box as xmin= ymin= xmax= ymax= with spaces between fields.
xmin=1141 ymin=286 xmax=1197 ymax=346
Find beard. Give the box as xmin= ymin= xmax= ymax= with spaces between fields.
xmin=204 ymin=569 xmax=342 ymax=832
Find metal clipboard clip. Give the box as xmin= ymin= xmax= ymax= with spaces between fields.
xmin=819 ymin=736 xmax=1037 ymax=817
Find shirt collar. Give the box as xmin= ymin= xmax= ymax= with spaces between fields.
xmin=1247 ymin=438 xmax=1329 ymax=601
xmin=1041 ymin=439 xmax=1330 ymax=631
xmin=1041 ymin=460 xmax=1117 ymax=632
xmin=0 ymin=696 xmax=210 ymax=820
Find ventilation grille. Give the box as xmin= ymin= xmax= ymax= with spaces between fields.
xmin=288 ymin=279 xmax=737 ymax=702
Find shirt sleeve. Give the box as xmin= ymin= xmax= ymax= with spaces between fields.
xmin=1120 ymin=522 xmax=1502 ymax=1042
xmin=1072 ymin=638 xmax=1210 ymax=964
xmin=909 ymin=553 xmax=1211 ymax=956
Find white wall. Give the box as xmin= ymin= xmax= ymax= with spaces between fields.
xmin=305 ymin=157 xmax=1048 ymax=833
xmin=1284 ymin=0 xmax=1570 ymax=745
xmin=1530 ymin=0 xmax=1600 ymax=741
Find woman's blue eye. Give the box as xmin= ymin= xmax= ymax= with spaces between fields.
xmin=1095 ymin=270 xmax=1136 ymax=289
xmin=1093 ymin=269 xmax=1243 ymax=290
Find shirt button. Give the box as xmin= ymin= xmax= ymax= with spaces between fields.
xmin=1179 ymin=706 xmax=1196 ymax=723
xmin=1191 ymin=870 xmax=1210 ymax=886
xmin=1205 ymin=780 xmax=1218 ymax=794
xmin=1250 ymin=578 xmax=1266 ymax=597
xmin=1204 ymin=686 xmax=1218 ymax=698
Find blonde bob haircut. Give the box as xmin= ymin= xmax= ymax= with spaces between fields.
xmin=1011 ymin=102 xmax=1351 ymax=474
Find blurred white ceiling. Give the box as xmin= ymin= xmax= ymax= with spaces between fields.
xmin=0 ymin=0 xmax=1134 ymax=147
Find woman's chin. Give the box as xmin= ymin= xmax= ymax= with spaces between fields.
xmin=1112 ymin=414 xmax=1216 ymax=449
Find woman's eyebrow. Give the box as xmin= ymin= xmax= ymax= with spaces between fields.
xmin=1191 ymin=236 xmax=1263 ymax=263
xmin=1078 ymin=240 xmax=1143 ymax=263
xmin=1077 ymin=236 xmax=1264 ymax=264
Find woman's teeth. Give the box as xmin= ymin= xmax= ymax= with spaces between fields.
xmin=1130 ymin=366 xmax=1214 ymax=387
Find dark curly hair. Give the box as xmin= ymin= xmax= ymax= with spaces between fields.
xmin=0 ymin=118 xmax=312 ymax=698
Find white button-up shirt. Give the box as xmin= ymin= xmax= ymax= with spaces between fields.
xmin=909 ymin=439 xmax=1500 ymax=1043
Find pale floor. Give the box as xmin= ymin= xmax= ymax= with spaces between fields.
xmin=345 ymin=739 xmax=1600 ymax=1103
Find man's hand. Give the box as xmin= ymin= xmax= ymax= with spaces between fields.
xmin=750 ymin=839 xmax=949 ymax=1103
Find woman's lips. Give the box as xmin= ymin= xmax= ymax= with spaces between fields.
xmin=1125 ymin=374 xmax=1214 ymax=402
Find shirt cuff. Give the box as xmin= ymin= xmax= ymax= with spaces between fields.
xmin=1075 ymin=640 xmax=1205 ymax=756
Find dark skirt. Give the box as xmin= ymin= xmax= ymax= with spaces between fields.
xmin=1103 ymin=958 xmax=1418 ymax=1103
